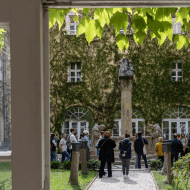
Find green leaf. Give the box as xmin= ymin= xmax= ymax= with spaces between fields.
xmin=71 ymin=8 xmax=78 ymax=16
xmin=85 ymin=19 xmax=97 ymax=45
xmin=174 ymin=35 xmax=189 ymax=49
xmin=132 ymin=15 xmax=146 ymax=32
xmin=123 ymin=8 xmax=132 ymax=14
xmin=162 ymin=21 xmax=173 ymax=41
xmin=73 ymin=16 xmax=79 ymax=22
xmin=107 ymin=8 xmax=122 ymax=19
xmin=116 ymin=34 xmax=129 ymax=52
xmin=157 ymin=32 xmax=167 ymax=45
xmin=94 ymin=8 xmax=110 ymax=28
xmin=95 ymin=20 xmax=103 ymax=39
xmin=77 ymin=16 xmax=90 ymax=36
xmin=133 ymin=31 xmax=147 ymax=45
xmin=110 ymin=12 xmax=128 ymax=36
xmin=82 ymin=8 xmax=89 ymax=15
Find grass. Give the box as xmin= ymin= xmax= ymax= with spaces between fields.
xmin=0 ymin=162 xmax=98 ymax=190
xmin=0 ymin=162 xmax=12 ymax=190
xmin=152 ymin=169 xmax=190 ymax=190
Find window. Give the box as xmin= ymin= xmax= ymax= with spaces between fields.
xmin=162 ymin=106 xmax=190 ymax=140
xmin=171 ymin=62 xmax=183 ymax=81
xmin=172 ymin=18 xmax=182 ymax=34
xmin=68 ymin=15 xmax=79 ymax=35
xmin=68 ymin=63 xmax=82 ymax=82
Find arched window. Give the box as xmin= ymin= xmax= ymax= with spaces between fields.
xmin=113 ymin=108 xmax=145 ymax=136
xmin=162 ymin=106 xmax=190 ymax=140
xmin=63 ymin=106 xmax=94 ymax=141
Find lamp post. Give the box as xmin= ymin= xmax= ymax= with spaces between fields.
xmin=162 ymin=141 xmax=173 ymax=184
xmin=69 ymin=142 xmax=81 ymax=185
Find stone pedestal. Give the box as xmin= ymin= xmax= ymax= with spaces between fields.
xmin=120 ymin=78 xmax=133 ymax=136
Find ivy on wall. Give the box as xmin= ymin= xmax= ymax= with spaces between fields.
xmin=50 ymin=21 xmax=190 ymax=137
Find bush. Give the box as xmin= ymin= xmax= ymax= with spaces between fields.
xmin=148 ymin=159 xmax=163 ymax=170
xmin=171 ymin=152 xmax=190 ymax=189
xmin=63 ymin=160 xmax=71 ymax=170
xmin=62 ymin=160 xmax=82 ymax=170
xmin=51 ymin=161 xmax=62 ymax=169
xmin=87 ymin=159 xmax=100 ymax=171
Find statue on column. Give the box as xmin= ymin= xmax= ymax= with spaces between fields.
xmin=91 ymin=123 xmax=105 ymax=149
xmin=119 ymin=58 xmax=134 ymax=78
xmin=149 ymin=123 xmax=162 ymax=147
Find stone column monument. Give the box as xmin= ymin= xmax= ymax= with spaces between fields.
xmin=119 ymin=59 xmax=133 ymax=136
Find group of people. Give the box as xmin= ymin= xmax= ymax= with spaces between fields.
xmin=95 ymin=131 xmax=149 ymax=179
xmin=96 ymin=131 xmax=190 ymax=179
xmin=50 ymin=128 xmax=91 ymax=163
xmin=154 ymin=132 xmax=190 ymax=167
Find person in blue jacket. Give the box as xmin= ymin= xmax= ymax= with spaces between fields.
xmin=171 ymin=133 xmax=183 ymax=167
xmin=134 ymin=132 xmax=148 ymax=169
xmin=119 ymin=133 xmax=131 ymax=179
xmin=95 ymin=131 xmax=104 ymax=157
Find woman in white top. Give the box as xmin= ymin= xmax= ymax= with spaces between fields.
xmin=180 ymin=133 xmax=188 ymax=156
xmin=83 ymin=130 xmax=91 ymax=161
xmin=59 ymin=133 xmax=71 ymax=163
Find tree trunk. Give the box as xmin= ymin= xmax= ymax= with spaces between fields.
xmin=81 ymin=148 xmax=88 ymax=174
xmin=69 ymin=151 xmax=79 ymax=185
xmin=166 ymin=152 xmax=173 ymax=184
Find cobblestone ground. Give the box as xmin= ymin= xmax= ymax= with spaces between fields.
xmin=89 ymin=170 xmax=157 ymax=190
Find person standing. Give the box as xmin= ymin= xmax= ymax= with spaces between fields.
xmin=180 ymin=133 xmax=188 ymax=156
xmin=98 ymin=131 xmax=116 ymax=178
xmin=74 ymin=133 xmax=78 ymax=142
xmin=67 ymin=128 xmax=77 ymax=162
xmin=119 ymin=133 xmax=131 ymax=179
xmin=83 ymin=130 xmax=91 ymax=161
xmin=134 ymin=132 xmax=148 ymax=169
xmin=50 ymin=133 xmax=57 ymax=161
xmin=133 ymin=133 xmax=138 ymax=169
xmin=54 ymin=134 xmax=60 ymax=161
xmin=59 ymin=133 xmax=71 ymax=163
xmin=155 ymin=137 xmax=164 ymax=163
xmin=95 ymin=131 xmax=104 ymax=157
xmin=171 ymin=133 xmax=183 ymax=167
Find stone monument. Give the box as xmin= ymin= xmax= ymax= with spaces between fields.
xmin=119 ymin=58 xmax=133 ymax=136
xmin=91 ymin=123 xmax=105 ymax=149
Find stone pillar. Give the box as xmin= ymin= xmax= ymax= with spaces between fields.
xmin=120 ymin=79 xmax=133 ymax=136
xmin=69 ymin=143 xmax=81 ymax=185
xmin=81 ymin=141 xmax=88 ymax=174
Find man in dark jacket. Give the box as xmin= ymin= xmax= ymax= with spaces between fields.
xmin=98 ymin=131 xmax=116 ymax=178
xmin=119 ymin=133 xmax=131 ymax=179
xmin=171 ymin=133 xmax=183 ymax=167
xmin=134 ymin=132 xmax=148 ymax=169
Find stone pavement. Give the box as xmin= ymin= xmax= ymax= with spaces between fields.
xmin=88 ymin=166 xmax=157 ymax=190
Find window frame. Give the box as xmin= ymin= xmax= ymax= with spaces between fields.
xmin=68 ymin=62 xmax=82 ymax=82
xmin=171 ymin=61 xmax=183 ymax=82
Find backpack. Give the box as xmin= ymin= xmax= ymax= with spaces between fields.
xmin=66 ymin=135 xmax=71 ymax=149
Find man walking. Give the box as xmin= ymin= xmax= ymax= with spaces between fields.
xmin=171 ymin=133 xmax=183 ymax=167
xmin=134 ymin=132 xmax=148 ymax=169
xmin=67 ymin=128 xmax=77 ymax=162
xmin=59 ymin=133 xmax=71 ymax=163
xmin=50 ymin=133 xmax=57 ymax=161
xmin=119 ymin=133 xmax=131 ymax=179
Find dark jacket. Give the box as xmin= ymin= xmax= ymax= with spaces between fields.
xmin=188 ymin=138 xmax=190 ymax=148
xmin=98 ymin=137 xmax=116 ymax=163
xmin=134 ymin=137 xmax=148 ymax=154
xmin=171 ymin=138 xmax=183 ymax=154
xmin=118 ymin=138 xmax=132 ymax=159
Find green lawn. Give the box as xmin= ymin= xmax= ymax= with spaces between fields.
xmin=0 ymin=162 xmax=98 ymax=190
xmin=152 ymin=170 xmax=190 ymax=190
xmin=0 ymin=162 xmax=12 ymax=190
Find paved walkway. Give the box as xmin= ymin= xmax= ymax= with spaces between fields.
xmin=89 ymin=169 xmax=157 ymax=190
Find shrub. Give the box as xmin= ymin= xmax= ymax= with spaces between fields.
xmin=87 ymin=159 xmax=100 ymax=171
xmin=172 ymin=152 xmax=190 ymax=190
xmin=148 ymin=159 xmax=163 ymax=170
xmin=51 ymin=161 xmax=62 ymax=169
xmin=63 ymin=161 xmax=71 ymax=170
xmin=62 ymin=160 xmax=82 ymax=170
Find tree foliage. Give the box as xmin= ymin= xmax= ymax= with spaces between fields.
xmin=49 ymin=7 xmax=190 ymax=52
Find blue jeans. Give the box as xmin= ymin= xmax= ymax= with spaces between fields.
xmin=51 ymin=151 xmax=56 ymax=161
xmin=62 ymin=150 xmax=71 ymax=163
xmin=137 ymin=153 xmax=148 ymax=168
xmin=97 ymin=148 xmax=100 ymax=156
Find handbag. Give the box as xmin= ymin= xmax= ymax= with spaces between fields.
xmin=142 ymin=137 xmax=147 ymax=155
xmin=100 ymin=138 xmax=108 ymax=148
